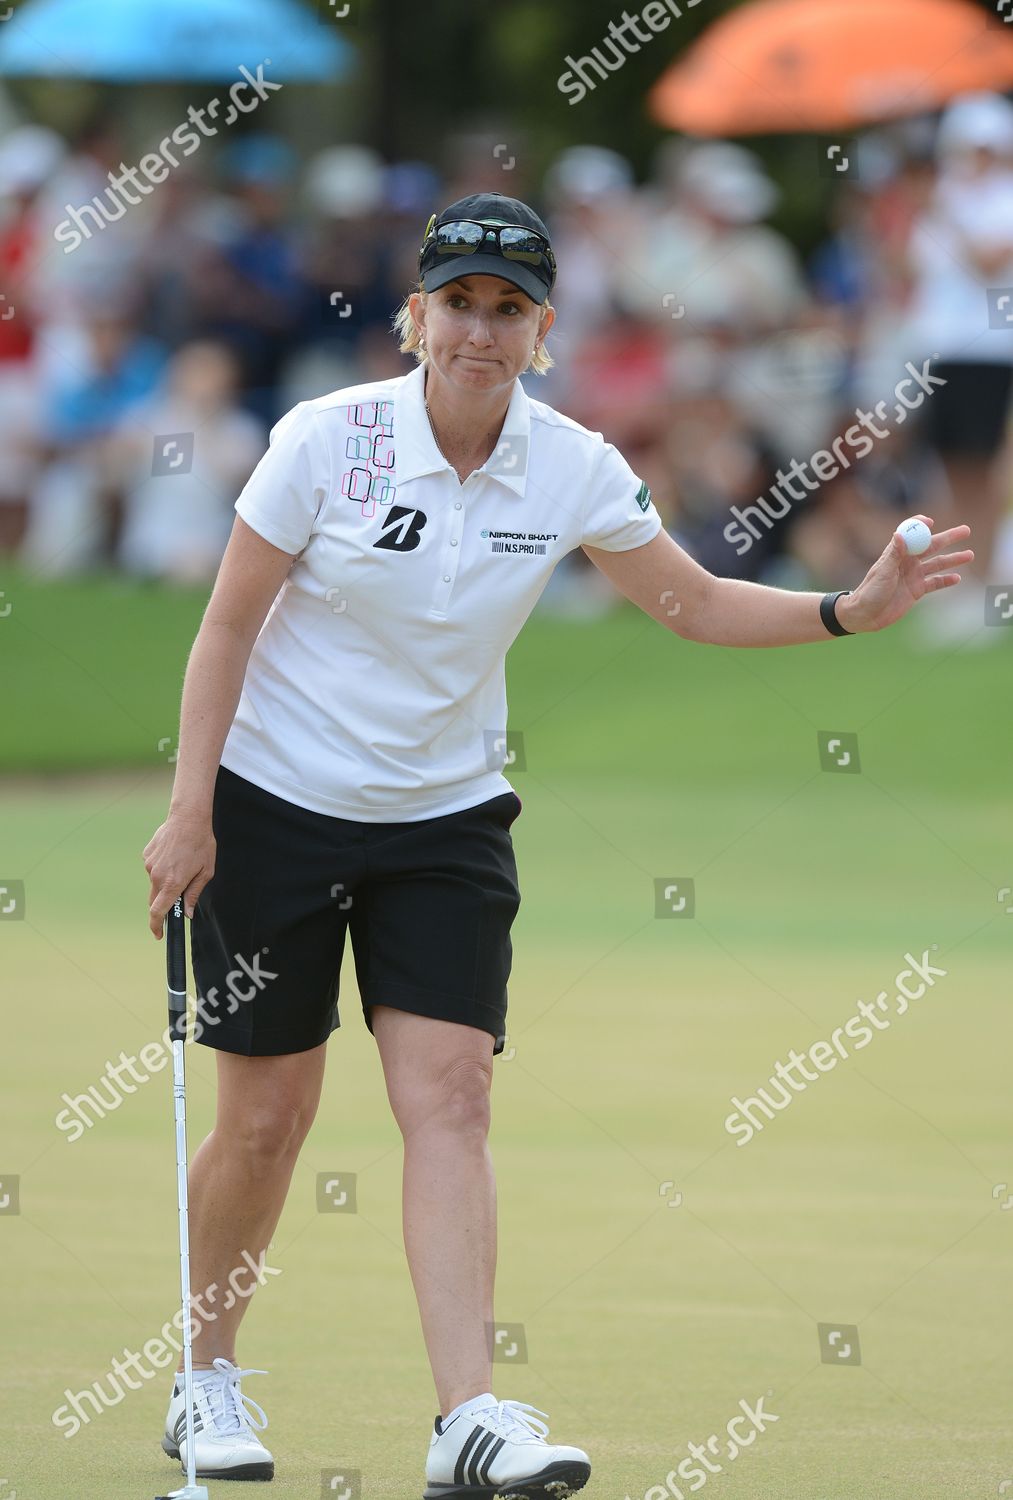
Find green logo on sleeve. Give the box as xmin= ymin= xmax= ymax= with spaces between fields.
xmin=634 ymin=480 xmax=651 ymax=513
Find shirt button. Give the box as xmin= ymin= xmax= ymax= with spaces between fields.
xmin=443 ymin=574 xmax=451 ymax=582
xmin=450 ymin=538 xmax=458 ymax=546
xmin=454 ymin=503 xmax=462 ymax=510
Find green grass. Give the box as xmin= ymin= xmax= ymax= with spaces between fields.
xmin=2 ymin=565 xmax=1012 ymax=1498
xmin=0 ymin=565 xmax=208 ymax=771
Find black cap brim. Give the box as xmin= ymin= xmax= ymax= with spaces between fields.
xmin=420 ymin=252 xmax=548 ymax=304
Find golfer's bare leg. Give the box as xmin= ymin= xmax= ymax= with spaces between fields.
xmin=941 ymin=455 xmax=1004 ymax=580
xmin=372 ymin=1005 xmax=497 ymax=1417
xmin=176 ymin=1043 xmax=327 ymax=1371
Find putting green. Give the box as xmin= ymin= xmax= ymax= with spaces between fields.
xmin=3 ymin=586 xmax=1011 ymax=1498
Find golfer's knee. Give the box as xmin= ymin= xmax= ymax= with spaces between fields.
xmin=430 ymin=1058 xmax=493 ymax=1137
xmin=229 ymin=1097 xmax=315 ymax=1166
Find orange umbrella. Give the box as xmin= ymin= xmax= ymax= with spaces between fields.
xmin=650 ymin=0 xmax=1013 ymax=136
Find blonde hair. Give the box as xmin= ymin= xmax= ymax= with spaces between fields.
xmin=392 ymin=283 xmax=555 ymax=376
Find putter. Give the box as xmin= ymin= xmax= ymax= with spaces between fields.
xmin=155 ymin=897 xmax=209 ymax=1500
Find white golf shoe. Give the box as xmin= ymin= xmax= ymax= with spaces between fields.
xmin=423 ymin=1392 xmax=590 ymax=1498
xmin=162 ymin=1357 xmax=274 ymax=1480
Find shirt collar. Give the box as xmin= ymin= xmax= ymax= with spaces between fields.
xmin=394 ymin=360 xmax=531 ymax=497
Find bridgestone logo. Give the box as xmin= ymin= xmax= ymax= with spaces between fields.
xmin=492 ymin=541 xmax=547 ymax=555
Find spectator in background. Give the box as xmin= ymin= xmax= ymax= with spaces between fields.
xmin=904 ymin=91 xmax=1013 ymax=644
xmin=440 ymin=128 xmax=536 ymax=209
xmin=621 ymin=141 xmax=806 ymax=338
xmin=808 ymin=130 xmax=937 ymax=429
xmin=796 ymin=131 xmax=947 ymax=598
xmin=618 ymin=141 xmax=822 ymax=584
xmin=139 ymin=167 xmax=238 ymax=352
xmin=185 ymin=134 xmax=307 ymax=427
xmin=111 ymin=340 xmax=263 ymax=584
xmin=282 ymin=144 xmax=392 ymax=402
xmin=539 ymin=146 xmax=640 ymax=401
xmin=359 ymin=158 xmax=447 ymax=380
xmin=810 ymin=180 xmax=880 ymax=319
xmin=536 ymin=146 xmax=666 ymax=615
xmin=540 ymin=148 xmax=670 ymax=498
xmin=0 ymin=124 xmax=66 ymax=553
xmin=33 ymin=110 xmax=150 ymax=328
xmin=381 ymin=159 xmax=445 ymax=287
xmin=810 ymin=129 xmax=936 ymax=340
xmin=789 ymin=423 xmax=942 ymax=593
xmin=658 ymin=373 xmax=785 ymax=582
xmin=20 ymin=289 xmax=166 ymax=575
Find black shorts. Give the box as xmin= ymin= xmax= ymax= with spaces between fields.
xmin=922 ymin=361 xmax=1013 ymax=457
xmin=190 ymin=765 xmax=522 ymax=1058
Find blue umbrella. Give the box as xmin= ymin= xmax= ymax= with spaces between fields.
xmin=0 ymin=0 xmax=351 ymax=81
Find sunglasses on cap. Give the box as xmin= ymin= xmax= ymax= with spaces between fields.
xmin=420 ymin=214 xmax=557 ymax=275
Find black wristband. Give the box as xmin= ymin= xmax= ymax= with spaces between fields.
xmin=820 ymin=589 xmax=854 ymax=637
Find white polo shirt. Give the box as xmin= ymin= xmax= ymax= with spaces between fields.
xmin=219 ymin=360 xmax=662 ymax=821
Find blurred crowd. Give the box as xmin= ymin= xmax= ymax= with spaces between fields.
xmin=1 ymin=93 xmax=1011 ymax=644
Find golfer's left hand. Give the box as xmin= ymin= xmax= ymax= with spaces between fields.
xmin=840 ymin=516 xmax=974 ymax=633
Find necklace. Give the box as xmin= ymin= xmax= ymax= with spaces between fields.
xmin=423 ymin=397 xmax=447 ymax=460
xmin=426 ymin=396 xmax=471 ymax=482
xmin=423 ymin=396 xmax=471 ymax=483
xmin=424 ymin=384 xmax=497 ymax=482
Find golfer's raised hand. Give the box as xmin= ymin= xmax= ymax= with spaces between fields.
xmin=143 ymin=811 xmax=217 ymax=938
xmin=841 ymin=516 xmax=974 ymax=634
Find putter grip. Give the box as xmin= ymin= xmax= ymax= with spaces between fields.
xmin=166 ymin=897 xmax=187 ymax=1043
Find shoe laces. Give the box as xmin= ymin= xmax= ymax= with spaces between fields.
xmin=199 ymin=1357 xmax=269 ymax=1436
xmin=472 ymin=1398 xmax=550 ymax=1445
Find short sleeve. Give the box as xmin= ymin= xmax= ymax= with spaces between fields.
xmin=234 ymin=401 xmax=330 ymax=555
xmin=580 ymin=439 xmax=663 ymax=552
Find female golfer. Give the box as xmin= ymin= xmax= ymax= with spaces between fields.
xmin=143 ymin=191 xmax=972 ymax=1497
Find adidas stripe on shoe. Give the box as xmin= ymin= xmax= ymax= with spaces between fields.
xmin=161 ymin=1357 xmax=274 ymax=1481
xmin=424 ymin=1395 xmax=590 ymax=1498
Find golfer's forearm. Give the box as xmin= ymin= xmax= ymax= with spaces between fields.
xmin=693 ymin=577 xmax=856 ymax=646
xmin=169 ymin=622 xmax=253 ymax=818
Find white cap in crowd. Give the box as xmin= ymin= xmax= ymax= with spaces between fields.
xmin=677 ymin=141 xmax=779 ymax=224
xmin=935 ymin=91 xmax=1013 ymax=159
xmin=0 ymin=123 xmax=65 ymax=197
xmin=303 ymin=144 xmax=386 ymax=218
xmin=543 ymin=145 xmax=634 ymax=204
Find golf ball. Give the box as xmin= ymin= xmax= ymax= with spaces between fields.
xmin=896 ymin=517 xmax=932 ymax=556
